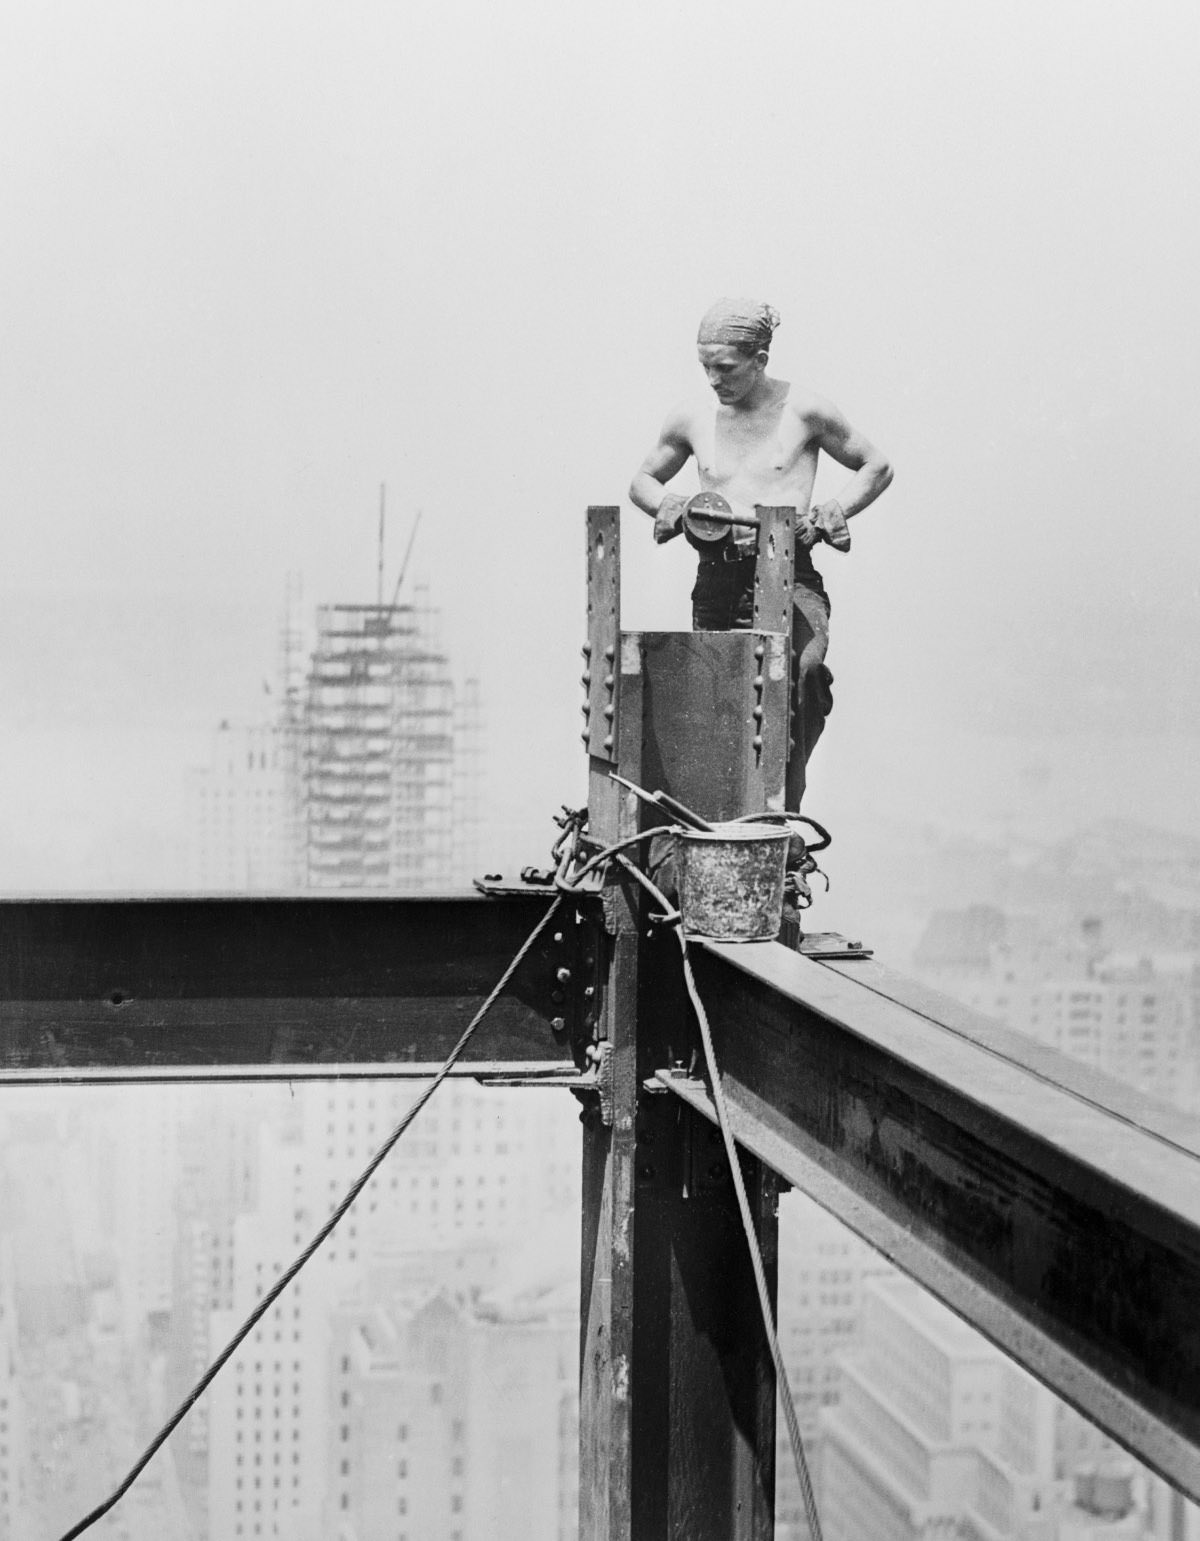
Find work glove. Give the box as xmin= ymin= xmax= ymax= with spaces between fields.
xmin=808 ymin=499 xmax=852 ymax=552
xmin=653 ymin=492 xmax=688 ymax=545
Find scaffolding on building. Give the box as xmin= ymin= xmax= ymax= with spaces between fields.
xmin=301 ymin=600 xmax=460 ymax=892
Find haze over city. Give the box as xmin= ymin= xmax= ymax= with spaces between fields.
xmin=1 ymin=2 xmax=1198 ymax=1539
xmin=2 ymin=0 xmax=1197 ymax=906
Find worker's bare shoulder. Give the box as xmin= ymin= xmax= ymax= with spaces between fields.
xmin=783 ymin=383 xmax=843 ymax=438
xmin=659 ymin=394 xmax=705 ymax=450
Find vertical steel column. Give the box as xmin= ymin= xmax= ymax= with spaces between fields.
xmin=579 ymin=505 xmax=791 ymax=1539
xmin=580 ymin=506 xmax=641 ymax=1540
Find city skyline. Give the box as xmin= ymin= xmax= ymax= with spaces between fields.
xmin=2 ymin=1 xmax=1198 ymax=1536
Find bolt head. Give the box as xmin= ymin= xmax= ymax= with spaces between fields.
xmin=550 ymin=1016 xmax=566 ymax=1032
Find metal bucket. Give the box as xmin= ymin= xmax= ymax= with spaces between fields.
xmin=673 ymin=823 xmax=792 ymax=942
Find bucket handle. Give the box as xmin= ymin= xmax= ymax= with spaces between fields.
xmin=733 ymin=811 xmax=831 ymax=853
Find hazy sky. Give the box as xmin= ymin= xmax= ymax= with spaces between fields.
xmin=2 ymin=0 xmax=1197 ymax=894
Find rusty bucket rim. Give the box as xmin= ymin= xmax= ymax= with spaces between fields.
xmin=674 ymin=823 xmax=792 ymax=845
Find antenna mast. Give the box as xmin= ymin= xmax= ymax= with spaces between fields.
xmin=376 ymin=483 xmax=386 ymax=607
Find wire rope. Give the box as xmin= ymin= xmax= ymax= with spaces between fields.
xmin=677 ymin=928 xmax=825 ymax=1541
xmin=57 ymin=896 xmax=563 ymax=1541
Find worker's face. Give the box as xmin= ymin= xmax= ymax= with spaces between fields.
xmin=697 ymin=343 xmax=766 ymax=405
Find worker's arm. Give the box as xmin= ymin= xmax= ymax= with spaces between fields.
xmin=806 ymin=396 xmax=893 ymax=524
xmin=629 ymin=408 xmax=694 ymax=543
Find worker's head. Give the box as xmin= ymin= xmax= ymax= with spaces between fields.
xmin=696 ymin=298 xmax=779 ymax=404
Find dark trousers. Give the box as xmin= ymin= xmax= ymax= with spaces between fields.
xmin=690 ymin=556 xmax=833 ymax=809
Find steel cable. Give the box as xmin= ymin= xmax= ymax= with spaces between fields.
xmin=56 ymin=896 xmax=563 ymax=1541
xmin=676 ymin=928 xmax=825 ymax=1541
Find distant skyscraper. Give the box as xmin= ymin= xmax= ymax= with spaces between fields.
xmin=775 ymin=1193 xmax=896 ymax=1541
xmin=298 ymin=595 xmax=478 ymax=891
xmin=821 ymin=1274 xmax=1004 ymax=1541
xmin=186 ymin=720 xmax=289 ymax=891
xmin=323 ymin=1279 xmax=576 ymax=1541
xmin=186 ymin=579 xmax=482 ymax=892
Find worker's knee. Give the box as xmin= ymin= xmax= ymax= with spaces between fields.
xmin=795 ymin=655 xmax=834 ymax=722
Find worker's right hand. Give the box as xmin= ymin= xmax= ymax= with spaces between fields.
xmin=654 ymin=492 xmax=687 ymax=545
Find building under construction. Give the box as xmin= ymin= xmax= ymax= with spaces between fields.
xmin=296 ymin=593 xmax=479 ymax=892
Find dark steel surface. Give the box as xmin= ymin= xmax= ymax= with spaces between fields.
xmin=0 ymin=893 xmax=576 ymax=1070
xmin=674 ymin=938 xmax=1200 ymax=1500
xmin=639 ymin=631 xmax=790 ymax=825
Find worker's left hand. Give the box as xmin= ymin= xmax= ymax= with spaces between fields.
xmin=796 ymin=516 xmax=821 ymax=549
xmin=810 ymin=499 xmax=852 ymax=552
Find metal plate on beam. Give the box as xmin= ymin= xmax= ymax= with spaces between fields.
xmin=585 ymin=505 xmax=620 ymax=762
xmin=751 ymin=505 xmax=795 ymax=639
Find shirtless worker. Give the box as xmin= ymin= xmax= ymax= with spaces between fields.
xmin=629 ymin=297 xmax=893 ymax=809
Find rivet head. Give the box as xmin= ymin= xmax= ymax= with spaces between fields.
xmin=603 ymin=704 xmax=615 ymax=720
xmin=753 ymin=706 xmax=764 ymax=721
xmin=604 ymin=674 xmax=614 ymax=689
xmin=603 ymin=734 xmax=614 ymax=749
xmin=556 ymin=966 xmax=572 ymax=984
xmin=753 ymin=674 xmax=764 ymax=689
xmin=581 ymin=732 xmax=590 ymax=746
xmin=582 ymin=642 xmax=592 ymax=656
xmin=754 ymin=644 xmax=765 ymax=660
xmin=604 ymin=644 xmax=615 ymax=660
xmin=551 ymin=1016 xmax=566 ymax=1032
xmin=752 ymin=735 xmax=763 ymax=751
xmin=581 ymin=671 xmax=591 ymax=687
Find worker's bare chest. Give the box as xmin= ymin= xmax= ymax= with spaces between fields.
xmin=697 ymin=404 xmax=813 ymax=485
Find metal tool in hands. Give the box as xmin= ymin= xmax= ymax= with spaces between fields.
xmin=681 ymin=490 xmax=760 ymax=545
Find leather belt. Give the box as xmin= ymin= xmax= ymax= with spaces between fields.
xmin=697 ymin=545 xmax=756 ymax=566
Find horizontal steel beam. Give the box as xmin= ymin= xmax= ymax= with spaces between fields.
xmin=0 ymin=1061 xmax=585 ymax=1089
xmin=0 ymin=894 xmax=577 ymax=1072
xmin=664 ymin=939 xmax=1200 ymax=1503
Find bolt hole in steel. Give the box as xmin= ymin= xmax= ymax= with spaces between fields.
xmin=108 ymin=991 xmax=126 ymax=1006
